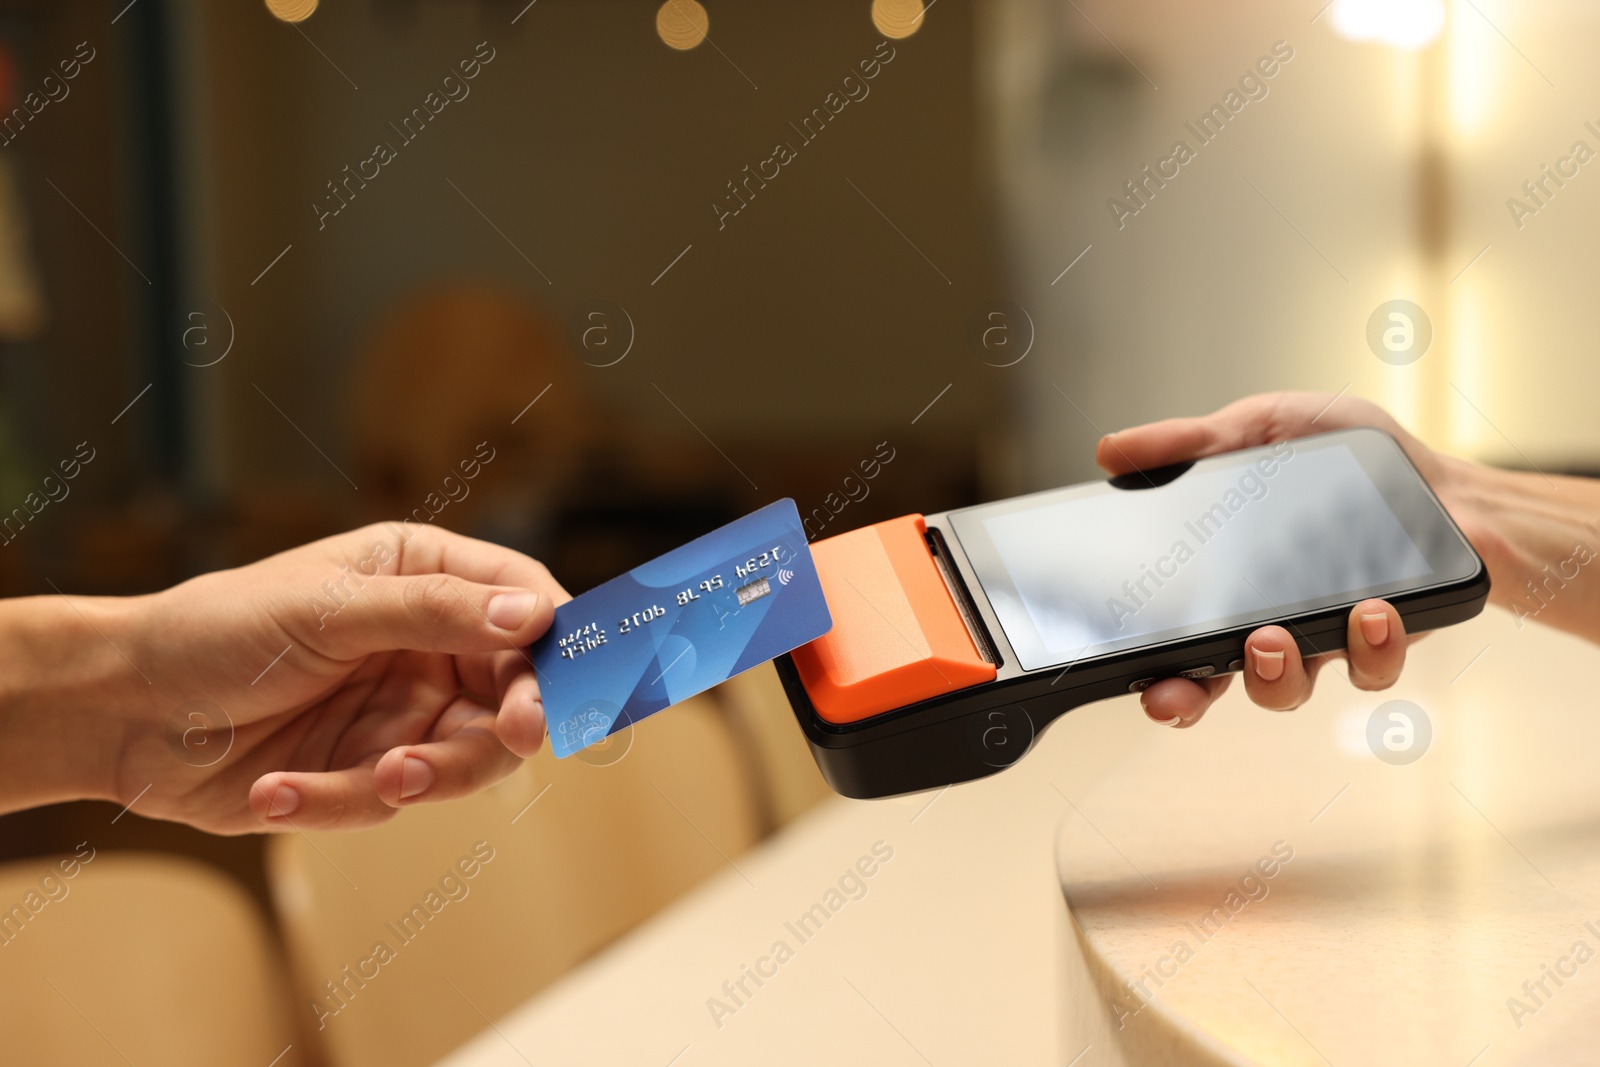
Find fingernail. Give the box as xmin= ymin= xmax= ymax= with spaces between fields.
xmin=399 ymin=757 xmax=434 ymax=800
xmin=1252 ymin=647 xmax=1285 ymax=682
xmin=269 ymin=784 xmax=300 ymax=817
xmin=1141 ymin=698 xmax=1180 ymax=727
xmin=487 ymin=591 xmax=539 ymax=630
xmin=1360 ymin=611 xmax=1390 ymax=648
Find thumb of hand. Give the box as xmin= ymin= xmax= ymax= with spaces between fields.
xmin=306 ymin=573 xmax=554 ymax=660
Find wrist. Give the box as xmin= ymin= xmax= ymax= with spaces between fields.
xmin=0 ymin=592 xmax=146 ymax=812
xmin=1433 ymin=455 xmax=1600 ymax=641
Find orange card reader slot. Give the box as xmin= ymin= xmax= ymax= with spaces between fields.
xmin=791 ymin=515 xmax=997 ymax=724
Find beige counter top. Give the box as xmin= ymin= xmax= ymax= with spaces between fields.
xmin=1061 ymin=605 xmax=1600 ymax=1066
xmin=439 ymin=605 xmax=1600 ymax=1065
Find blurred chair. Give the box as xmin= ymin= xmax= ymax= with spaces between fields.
xmin=268 ymin=681 xmax=826 ymax=1067
xmin=713 ymin=662 xmax=833 ymax=834
xmin=0 ymin=852 xmax=302 ymax=1067
xmin=341 ymin=281 xmax=767 ymax=596
xmin=347 ymin=282 xmax=594 ymax=548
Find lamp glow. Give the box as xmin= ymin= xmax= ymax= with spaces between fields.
xmin=1330 ymin=0 xmax=1444 ymax=50
xmin=871 ymin=0 xmax=924 ymax=40
xmin=656 ymin=1 xmax=710 ymax=51
xmin=265 ymin=0 xmax=318 ymax=23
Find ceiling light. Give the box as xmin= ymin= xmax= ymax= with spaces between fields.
xmin=265 ymin=0 xmax=319 ymax=23
xmin=657 ymin=1 xmax=710 ymax=51
xmin=871 ymin=0 xmax=925 ymax=40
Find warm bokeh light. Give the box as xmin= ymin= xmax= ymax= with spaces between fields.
xmin=656 ymin=0 xmax=710 ymax=51
xmin=871 ymin=0 xmax=925 ymax=40
xmin=264 ymin=0 xmax=318 ymax=24
xmin=1331 ymin=0 xmax=1445 ymax=50
xmin=1446 ymin=0 xmax=1494 ymax=140
xmin=1447 ymin=280 xmax=1488 ymax=455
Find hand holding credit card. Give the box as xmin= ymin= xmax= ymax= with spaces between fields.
xmin=531 ymin=499 xmax=832 ymax=757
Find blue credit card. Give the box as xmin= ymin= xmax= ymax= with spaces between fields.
xmin=533 ymin=498 xmax=832 ymax=757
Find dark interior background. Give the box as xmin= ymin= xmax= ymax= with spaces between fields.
xmin=7 ymin=0 xmax=1595 ymax=953
xmin=0 ymin=0 xmax=1005 ymax=917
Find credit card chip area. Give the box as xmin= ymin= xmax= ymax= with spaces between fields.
xmin=736 ymin=577 xmax=772 ymax=607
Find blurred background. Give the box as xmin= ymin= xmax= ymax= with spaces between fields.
xmin=0 ymin=0 xmax=1596 ymax=1063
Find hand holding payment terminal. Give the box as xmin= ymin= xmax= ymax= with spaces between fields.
xmin=775 ymin=428 xmax=1489 ymax=799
